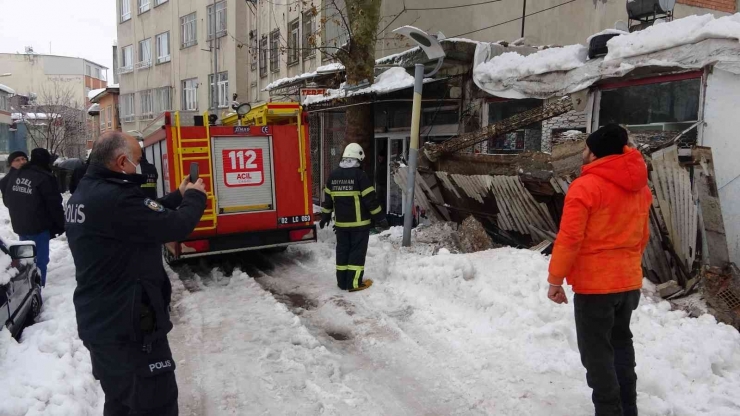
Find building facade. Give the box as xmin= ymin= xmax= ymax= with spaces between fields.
xmin=115 ymin=0 xmax=251 ymax=132
xmin=0 ymin=53 xmax=107 ymax=111
xmin=89 ymin=85 xmax=121 ymax=146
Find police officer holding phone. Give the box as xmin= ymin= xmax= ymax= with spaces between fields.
xmin=66 ymin=131 xmax=206 ymax=416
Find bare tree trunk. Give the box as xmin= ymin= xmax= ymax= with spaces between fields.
xmin=337 ymin=0 xmax=381 ymax=176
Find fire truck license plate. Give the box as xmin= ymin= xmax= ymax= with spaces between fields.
xmin=278 ymin=216 xmax=312 ymax=225
xmin=222 ymin=149 xmax=264 ymax=187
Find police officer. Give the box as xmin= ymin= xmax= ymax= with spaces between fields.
xmin=139 ymin=152 xmax=159 ymax=199
xmin=4 ymin=148 xmax=65 ymax=287
xmin=66 ymin=131 xmax=207 ymax=416
xmin=320 ymin=143 xmax=389 ymax=292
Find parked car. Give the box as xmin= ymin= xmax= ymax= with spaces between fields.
xmin=0 ymin=238 xmax=42 ymax=339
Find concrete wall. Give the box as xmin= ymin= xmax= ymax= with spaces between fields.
xmin=701 ymin=68 xmax=740 ymax=266
xmin=377 ymin=0 xmax=734 ymax=56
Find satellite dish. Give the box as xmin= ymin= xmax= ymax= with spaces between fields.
xmin=615 ymin=21 xmax=629 ymax=32
xmin=236 ymin=103 xmax=252 ymax=117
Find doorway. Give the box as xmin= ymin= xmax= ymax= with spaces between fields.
xmin=374 ymin=135 xmax=409 ymax=224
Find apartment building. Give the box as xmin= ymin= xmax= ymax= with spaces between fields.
xmin=0 ymin=53 xmax=108 ymax=109
xmin=115 ymin=0 xmax=250 ymax=131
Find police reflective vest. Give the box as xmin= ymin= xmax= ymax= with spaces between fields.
xmin=321 ymin=166 xmax=386 ymax=230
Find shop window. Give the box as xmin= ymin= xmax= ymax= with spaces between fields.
xmin=599 ymin=78 xmax=701 ymax=130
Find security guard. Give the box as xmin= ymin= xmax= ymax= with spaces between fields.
xmin=320 ymin=143 xmax=389 ymax=292
xmin=140 ymin=153 xmax=159 ymax=199
xmin=66 ymin=131 xmax=206 ymax=416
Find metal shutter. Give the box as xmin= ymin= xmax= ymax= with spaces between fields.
xmin=213 ymin=136 xmax=275 ymax=214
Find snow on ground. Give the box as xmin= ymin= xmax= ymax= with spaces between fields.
xmin=2 ymin=195 xmax=740 ymax=415
xmin=0 ymin=206 xmax=104 ymax=416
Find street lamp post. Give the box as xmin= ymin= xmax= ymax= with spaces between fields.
xmin=392 ymin=26 xmax=446 ymax=247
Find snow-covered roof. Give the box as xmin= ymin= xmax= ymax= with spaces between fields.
xmin=474 ymin=13 xmax=740 ymax=99
xmin=0 ymin=84 xmax=15 ymax=95
xmin=264 ymin=63 xmax=346 ymax=91
xmin=107 ymin=83 xmax=119 ymax=89
xmin=88 ymin=88 xmax=106 ymax=100
xmin=304 ymin=67 xmax=436 ymax=105
xmin=87 ymin=103 xmax=100 ymax=113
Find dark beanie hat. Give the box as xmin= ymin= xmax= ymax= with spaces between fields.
xmin=586 ymin=124 xmax=629 ymax=158
xmin=30 ymin=148 xmax=52 ymax=169
xmin=7 ymin=151 xmax=27 ymax=167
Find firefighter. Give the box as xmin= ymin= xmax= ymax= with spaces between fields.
xmin=66 ymin=131 xmax=207 ymax=415
xmin=140 ymin=152 xmax=159 ymax=199
xmin=320 ymin=143 xmax=389 ymax=292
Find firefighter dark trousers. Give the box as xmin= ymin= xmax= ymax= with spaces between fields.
xmin=335 ymin=229 xmax=370 ymax=290
xmin=84 ymin=337 xmax=178 ymax=416
xmin=575 ymin=290 xmax=641 ymax=416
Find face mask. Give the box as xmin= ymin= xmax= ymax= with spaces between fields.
xmin=125 ymin=158 xmax=142 ymax=175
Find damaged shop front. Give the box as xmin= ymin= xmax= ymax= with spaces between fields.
xmin=404 ymin=32 xmax=740 ymax=327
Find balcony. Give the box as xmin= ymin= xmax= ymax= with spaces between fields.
xmin=156 ymin=55 xmax=171 ymax=64
xmin=117 ymin=65 xmax=134 ymax=75
xmin=135 ymin=60 xmax=152 ymax=70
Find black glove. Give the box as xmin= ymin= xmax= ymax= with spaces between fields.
xmin=376 ymin=219 xmax=390 ymax=231
xmin=319 ymin=219 xmax=329 ymax=229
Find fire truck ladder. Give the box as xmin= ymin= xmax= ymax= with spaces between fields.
xmin=174 ymin=111 xmax=217 ymax=231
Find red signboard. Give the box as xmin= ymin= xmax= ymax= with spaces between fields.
xmin=222 ymin=149 xmax=264 ymax=187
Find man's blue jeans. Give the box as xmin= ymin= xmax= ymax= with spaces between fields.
xmin=19 ymin=230 xmax=50 ymax=287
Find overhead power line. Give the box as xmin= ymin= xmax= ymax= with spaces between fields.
xmin=451 ymin=0 xmax=577 ymax=38
xmin=406 ymin=0 xmax=504 ymax=11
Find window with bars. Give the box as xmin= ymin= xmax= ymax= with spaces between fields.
xmin=182 ymin=78 xmax=198 ymax=111
xmin=119 ymin=45 xmax=134 ymax=74
xmin=181 ymin=13 xmax=197 ymax=49
xmin=154 ymin=87 xmax=172 ymax=115
xmin=120 ymin=94 xmax=135 ymax=122
xmin=138 ymin=0 xmax=150 ymax=14
xmin=270 ymin=29 xmax=280 ymax=73
xmin=209 ymin=72 xmax=229 ymax=108
xmin=106 ymin=106 xmax=113 ymax=128
xmin=138 ymin=90 xmax=154 ymax=120
xmin=137 ymin=38 xmax=152 ymax=69
xmin=207 ymin=1 xmax=227 ymax=40
xmin=156 ymin=32 xmax=171 ymax=64
xmin=302 ymin=11 xmax=315 ymax=59
xmin=120 ymin=0 xmax=131 ymax=22
xmin=288 ymin=19 xmax=299 ymax=66
xmin=250 ymin=30 xmax=258 ymax=71
xmin=259 ymin=35 xmax=268 ymax=78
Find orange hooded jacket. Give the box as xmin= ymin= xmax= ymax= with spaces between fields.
xmin=548 ymin=147 xmax=652 ymax=295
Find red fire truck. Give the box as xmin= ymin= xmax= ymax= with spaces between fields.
xmin=141 ymin=102 xmax=316 ymax=263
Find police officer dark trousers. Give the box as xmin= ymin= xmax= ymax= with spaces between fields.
xmin=320 ymin=143 xmax=388 ymax=292
xmin=66 ymin=132 xmax=207 ymax=416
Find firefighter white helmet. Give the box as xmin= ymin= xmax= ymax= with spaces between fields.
xmin=342 ymin=143 xmax=365 ymax=161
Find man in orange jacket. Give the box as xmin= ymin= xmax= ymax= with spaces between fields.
xmin=548 ymin=124 xmax=651 ymax=416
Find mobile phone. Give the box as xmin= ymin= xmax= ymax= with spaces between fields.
xmin=189 ymin=162 xmax=199 ymax=183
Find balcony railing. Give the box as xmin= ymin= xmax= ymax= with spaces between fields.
xmin=135 ymin=60 xmax=152 ymax=70
xmin=117 ymin=65 xmax=134 ymax=75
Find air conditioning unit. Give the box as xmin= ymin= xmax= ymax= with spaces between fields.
xmin=627 ymin=0 xmax=676 ymax=20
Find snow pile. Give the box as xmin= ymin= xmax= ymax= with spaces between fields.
xmin=87 ymin=88 xmax=105 ymax=100
xmin=606 ymin=13 xmax=740 ymax=61
xmin=0 ymin=248 xmax=18 ymax=286
xmin=0 ymin=239 xmax=104 ymax=415
xmin=264 ymin=63 xmax=345 ymax=91
xmin=474 ymin=44 xmax=588 ymax=85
